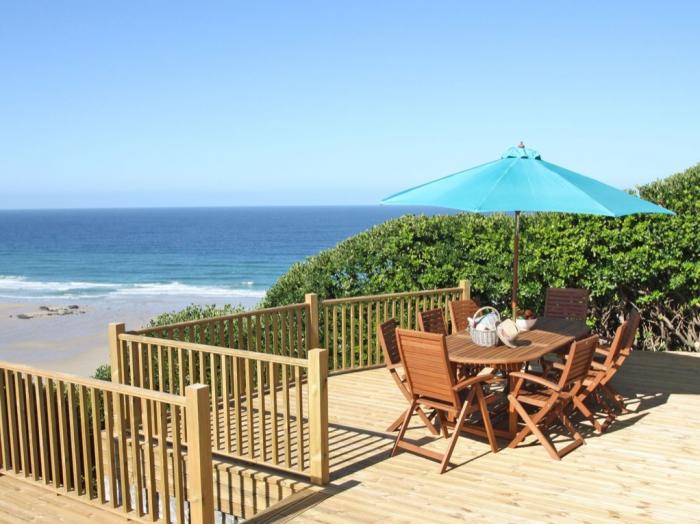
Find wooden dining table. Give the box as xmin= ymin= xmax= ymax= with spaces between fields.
xmin=445 ymin=316 xmax=590 ymax=437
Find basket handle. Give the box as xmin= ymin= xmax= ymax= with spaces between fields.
xmin=473 ymin=306 xmax=501 ymax=326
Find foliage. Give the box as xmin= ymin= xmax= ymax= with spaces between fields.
xmin=147 ymin=303 xmax=246 ymax=329
xmin=92 ymin=364 xmax=112 ymax=381
xmin=264 ymin=163 xmax=700 ymax=352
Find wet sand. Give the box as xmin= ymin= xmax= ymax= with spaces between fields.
xmin=0 ymin=296 xmax=261 ymax=377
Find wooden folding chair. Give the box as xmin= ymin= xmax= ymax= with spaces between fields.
xmin=448 ymin=299 xmax=480 ymax=334
xmin=593 ymin=310 xmax=641 ymax=414
xmin=544 ymin=288 xmax=589 ymax=320
xmin=547 ymin=322 xmax=626 ymax=433
xmin=378 ymin=319 xmax=438 ymax=435
xmin=392 ymin=329 xmax=498 ymax=474
xmin=549 ymin=310 xmax=641 ymax=431
xmin=418 ymin=308 xmax=447 ymax=335
xmin=507 ymin=335 xmax=598 ymax=460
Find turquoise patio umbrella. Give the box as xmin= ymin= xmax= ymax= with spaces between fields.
xmin=382 ymin=144 xmax=674 ymax=316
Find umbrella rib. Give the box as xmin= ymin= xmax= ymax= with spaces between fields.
xmin=538 ymin=161 xmax=621 ymax=216
xmin=474 ymin=159 xmax=517 ymax=212
xmin=381 ymin=159 xmax=500 ymax=203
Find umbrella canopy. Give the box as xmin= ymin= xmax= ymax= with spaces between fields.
xmin=382 ymin=144 xmax=673 ymax=315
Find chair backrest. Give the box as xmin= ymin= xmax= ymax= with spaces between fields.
xmin=544 ymin=288 xmax=589 ymax=320
xmin=396 ymin=328 xmax=458 ymax=407
xmin=448 ymin=299 xmax=480 ymax=333
xmin=602 ymin=321 xmax=627 ymax=369
xmin=378 ymin=318 xmax=401 ymax=368
xmin=558 ymin=335 xmax=599 ymax=389
xmin=620 ymin=310 xmax=641 ymax=352
xmin=418 ymin=308 xmax=447 ymax=335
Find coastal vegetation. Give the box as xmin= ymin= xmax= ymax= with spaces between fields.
xmin=262 ymin=163 xmax=699 ymax=352
xmin=101 ymin=164 xmax=698 ymax=356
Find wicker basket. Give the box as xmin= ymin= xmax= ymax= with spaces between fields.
xmin=469 ymin=306 xmax=501 ymax=347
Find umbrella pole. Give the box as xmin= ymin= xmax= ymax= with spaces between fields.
xmin=511 ymin=211 xmax=520 ymax=319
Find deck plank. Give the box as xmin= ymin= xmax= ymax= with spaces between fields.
xmin=272 ymin=351 xmax=700 ymax=523
xmin=1 ymin=351 xmax=698 ymax=523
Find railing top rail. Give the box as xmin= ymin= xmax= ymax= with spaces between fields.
xmin=0 ymin=359 xmax=187 ymax=406
xmin=321 ymin=286 xmax=462 ymax=305
xmin=129 ymin=301 xmax=309 ymax=335
xmin=119 ymin=333 xmax=310 ymax=368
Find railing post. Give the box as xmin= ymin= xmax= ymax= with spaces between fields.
xmin=459 ymin=279 xmax=471 ymax=300
xmin=305 ymin=293 xmax=320 ymax=350
xmin=185 ymin=384 xmax=214 ymax=524
xmin=308 ymin=348 xmax=329 ymax=485
xmin=108 ymin=323 xmax=125 ymax=384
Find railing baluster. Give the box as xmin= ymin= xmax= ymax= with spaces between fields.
xmin=172 ymin=405 xmax=185 ymax=524
xmin=104 ymin=391 xmax=118 ymax=508
xmin=222 ymin=355 xmax=231 ymax=453
xmin=35 ymin=377 xmax=50 ymax=484
xmin=294 ymin=366 xmax=304 ymax=471
xmin=79 ymin=385 xmax=94 ymax=498
xmin=156 ymin=402 xmax=170 ymax=524
xmin=257 ymin=359 xmax=266 ymax=461
xmin=25 ymin=373 xmax=40 ymax=481
xmin=270 ymin=362 xmax=279 ymax=464
xmin=341 ymin=304 xmax=347 ymax=369
xmin=233 ymin=357 xmax=242 ymax=456
xmin=90 ymin=387 xmax=105 ymax=503
xmin=15 ymin=373 xmax=29 ymax=477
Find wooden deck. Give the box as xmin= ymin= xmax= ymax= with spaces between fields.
xmin=258 ymin=351 xmax=700 ymax=523
xmin=0 ymin=474 xmax=127 ymax=523
xmin=2 ymin=350 xmax=698 ymax=523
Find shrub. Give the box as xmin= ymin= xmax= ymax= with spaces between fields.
xmin=147 ymin=303 xmax=246 ymax=329
xmin=92 ymin=364 xmax=112 ymax=381
xmin=263 ymin=163 xmax=700 ymax=352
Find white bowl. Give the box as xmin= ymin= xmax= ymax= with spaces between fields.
xmin=516 ymin=318 xmax=538 ymax=331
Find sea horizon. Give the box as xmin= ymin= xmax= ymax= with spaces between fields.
xmin=0 ymin=205 xmax=445 ymax=302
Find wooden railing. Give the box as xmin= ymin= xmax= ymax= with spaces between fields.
xmin=129 ymin=283 xmax=471 ymax=377
xmin=318 ymin=281 xmax=470 ymax=373
xmin=0 ymin=361 xmax=214 ymax=523
xmin=130 ymin=302 xmax=311 ymax=359
xmin=110 ymin=326 xmax=329 ymax=485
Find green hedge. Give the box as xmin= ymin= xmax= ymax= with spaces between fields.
xmin=263 ymin=163 xmax=700 ymax=352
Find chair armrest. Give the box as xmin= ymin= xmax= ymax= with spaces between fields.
xmin=595 ymin=347 xmax=610 ymax=357
xmin=453 ymin=374 xmax=495 ymax=391
xmin=590 ymin=361 xmax=607 ymax=371
xmin=509 ymin=371 xmax=561 ymax=392
xmin=551 ymin=362 xmax=565 ymax=371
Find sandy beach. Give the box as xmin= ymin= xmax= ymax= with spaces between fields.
xmin=0 ymin=296 xmax=261 ymax=377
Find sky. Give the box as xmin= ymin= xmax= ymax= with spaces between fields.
xmin=0 ymin=1 xmax=698 ymax=209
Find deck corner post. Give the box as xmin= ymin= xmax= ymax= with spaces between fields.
xmin=305 ymin=293 xmax=320 ymax=350
xmin=108 ymin=323 xmax=125 ymax=385
xmin=459 ymin=279 xmax=471 ymax=300
xmin=185 ymin=384 xmax=215 ymax=524
xmin=308 ymin=347 xmax=329 ymax=485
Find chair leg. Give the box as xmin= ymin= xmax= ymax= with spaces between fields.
xmin=475 ymin=386 xmax=498 ymax=453
xmin=555 ymin=406 xmax=586 ymax=458
xmin=437 ymin=412 xmax=450 ymax=439
xmin=602 ymin=383 xmax=628 ymax=413
xmin=572 ymin=395 xmax=603 ymax=433
xmin=439 ymin=398 xmax=471 ymax=474
xmin=417 ymin=407 xmax=440 ymax=435
xmin=508 ymin=396 xmax=560 ymax=461
xmin=392 ymin=399 xmax=417 ymax=457
xmin=387 ymin=406 xmax=439 ymax=435
xmin=386 ymin=410 xmax=407 ymax=432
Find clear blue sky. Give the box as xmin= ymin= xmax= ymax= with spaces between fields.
xmin=1 ymin=1 xmax=698 ymax=209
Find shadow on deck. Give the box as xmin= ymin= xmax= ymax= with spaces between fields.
xmin=252 ymin=351 xmax=700 ymax=523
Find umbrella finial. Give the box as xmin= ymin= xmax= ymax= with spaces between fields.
xmin=517 ymin=141 xmax=525 ymax=148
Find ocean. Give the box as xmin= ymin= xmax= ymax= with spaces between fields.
xmin=0 ymin=206 xmax=434 ymax=302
